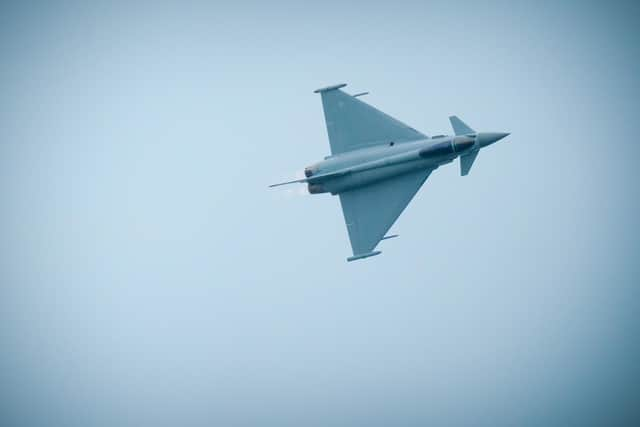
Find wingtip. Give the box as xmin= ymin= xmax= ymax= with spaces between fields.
xmin=314 ymin=83 xmax=347 ymax=94
xmin=347 ymin=251 xmax=382 ymax=262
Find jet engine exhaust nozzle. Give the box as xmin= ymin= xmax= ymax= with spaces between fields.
xmin=307 ymin=183 xmax=326 ymax=194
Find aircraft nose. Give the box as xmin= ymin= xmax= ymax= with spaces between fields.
xmin=478 ymin=132 xmax=510 ymax=148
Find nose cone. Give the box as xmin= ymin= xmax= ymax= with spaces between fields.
xmin=478 ymin=132 xmax=510 ymax=148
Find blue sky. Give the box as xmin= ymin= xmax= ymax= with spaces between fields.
xmin=1 ymin=1 xmax=639 ymax=425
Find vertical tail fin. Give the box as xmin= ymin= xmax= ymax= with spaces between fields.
xmin=449 ymin=116 xmax=475 ymax=135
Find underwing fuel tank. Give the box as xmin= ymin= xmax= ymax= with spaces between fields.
xmin=419 ymin=135 xmax=475 ymax=159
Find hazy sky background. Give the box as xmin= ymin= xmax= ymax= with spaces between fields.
xmin=1 ymin=0 xmax=639 ymax=425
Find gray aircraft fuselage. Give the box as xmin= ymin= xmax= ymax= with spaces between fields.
xmin=304 ymin=132 xmax=508 ymax=195
xmin=271 ymin=83 xmax=510 ymax=261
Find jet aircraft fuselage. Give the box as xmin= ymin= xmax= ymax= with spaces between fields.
xmin=304 ymin=132 xmax=507 ymax=195
xmin=270 ymin=83 xmax=510 ymax=261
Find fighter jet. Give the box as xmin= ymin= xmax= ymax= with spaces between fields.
xmin=271 ymin=84 xmax=510 ymax=261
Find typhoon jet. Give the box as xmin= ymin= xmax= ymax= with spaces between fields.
xmin=271 ymin=83 xmax=510 ymax=261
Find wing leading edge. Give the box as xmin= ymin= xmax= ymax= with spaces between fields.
xmin=315 ymin=84 xmax=427 ymax=155
xmin=339 ymin=168 xmax=434 ymax=260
